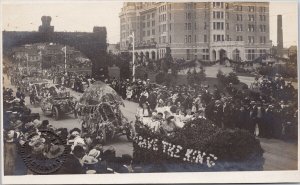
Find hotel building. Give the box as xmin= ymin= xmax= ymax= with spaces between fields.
xmin=119 ymin=2 xmax=271 ymax=61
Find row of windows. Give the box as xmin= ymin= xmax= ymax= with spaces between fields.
xmin=246 ymin=49 xmax=268 ymax=58
xmin=235 ymin=5 xmax=267 ymax=12
xmin=141 ymin=29 xmax=156 ymax=37
xmin=142 ymin=21 xmax=156 ymax=28
xmin=236 ymin=14 xmax=266 ymax=21
xmin=141 ymin=13 xmax=155 ymax=21
xmin=213 ymin=34 xmax=225 ymax=42
xmin=185 ymin=3 xmax=195 ymax=9
xmin=213 ymin=22 xmax=224 ymax=30
xmin=212 ymin=2 xmax=228 ymax=9
xmin=213 ymin=11 xmax=224 ymax=19
xmin=159 ymin=5 xmax=167 ymax=13
xmin=159 ymin=14 xmax=167 ymax=22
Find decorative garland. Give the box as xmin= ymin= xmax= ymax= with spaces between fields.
xmin=133 ymin=118 xmax=264 ymax=172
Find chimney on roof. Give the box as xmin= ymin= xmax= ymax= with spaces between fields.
xmin=277 ymin=15 xmax=283 ymax=56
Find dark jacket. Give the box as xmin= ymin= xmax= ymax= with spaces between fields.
xmin=56 ymin=154 xmax=84 ymax=174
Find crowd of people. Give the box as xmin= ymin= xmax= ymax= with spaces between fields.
xmin=3 ymin=87 xmax=137 ymax=175
xmin=3 ymin=63 xmax=298 ymax=175
xmin=104 ymin=74 xmax=297 ymax=140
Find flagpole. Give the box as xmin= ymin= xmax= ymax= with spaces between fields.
xmin=132 ymin=32 xmax=135 ymax=82
xmin=64 ymin=45 xmax=67 ymax=72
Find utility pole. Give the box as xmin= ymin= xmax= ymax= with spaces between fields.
xmin=26 ymin=53 xmax=29 ymax=75
xmin=128 ymin=32 xmax=135 ymax=82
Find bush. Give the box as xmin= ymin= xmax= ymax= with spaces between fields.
xmin=155 ymin=72 xmax=166 ymax=84
xmin=227 ymin=72 xmax=240 ymax=85
xmin=217 ymin=71 xmax=240 ymax=85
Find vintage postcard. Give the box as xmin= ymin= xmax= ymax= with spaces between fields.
xmin=1 ymin=0 xmax=299 ymax=184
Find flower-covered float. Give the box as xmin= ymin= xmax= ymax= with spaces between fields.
xmin=76 ymin=81 xmax=134 ymax=143
xmin=133 ymin=117 xmax=264 ymax=172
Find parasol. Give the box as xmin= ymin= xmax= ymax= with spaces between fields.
xmin=79 ymin=81 xmax=124 ymax=106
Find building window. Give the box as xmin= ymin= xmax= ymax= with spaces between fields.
xmin=226 ymin=23 xmax=229 ymax=30
xmin=185 ymin=35 xmax=187 ymax=43
xmin=194 ymin=22 xmax=197 ymax=30
xmin=204 ymin=35 xmax=207 ymax=42
xmin=204 ymin=22 xmax=208 ymax=30
xmin=248 ymin=36 xmax=255 ymax=44
xmin=247 ymin=49 xmax=255 ymax=60
xmin=248 ymin=24 xmax=255 ymax=32
xmin=226 ymin=12 xmax=229 ymax=19
xmin=169 ymin=23 xmax=172 ymax=31
xmin=188 ymin=35 xmax=192 ymax=43
xmin=152 ymin=21 xmax=155 ymax=26
xmin=226 ymin=35 xmax=230 ymax=41
xmin=169 ymin=13 xmax=171 ymax=20
xmin=194 ymin=35 xmax=197 ymax=42
xmin=152 ymin=29 xmax=155 ymax=35
xmin=147 ymin=14 xmax=150 ymax=19
xmin=237 ymin=14 xmax=242 ymax=21
xmin=236 ymin=24 xmax=243 ymax=32
xmin=147 ymin=21 xmax=150 ymax=27
xmin=169 ymin=35 xmax=172 ymax=43
xmin=186 ymin=12 xmax=192 ymax=20
xmin=236 ymin=5 xmax=242 ymax=11
xmin=260 ymin=25 xmax=266 ymax=32
xmin=163 ymin=24 xmax=166 ymax=32
xmin=152 ymin=13 xmax=155 ymax=18
xmin=248 ymin=6 xmax=255 ymax=12
xmin=260 ymin=36 xmax=266 ymax=43
xmin=236 ymin=35 xmax=243 ymax=41
xmin=248 ymin=14 xmax=255 ymax=21
xmin=162 ymin=36 xmax=166 ymax=43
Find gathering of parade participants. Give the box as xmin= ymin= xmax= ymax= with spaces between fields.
xmin=3 ymin=63 xmax=298 ymax=175
xmin=103 ymin=75 xmax=297 ymax=140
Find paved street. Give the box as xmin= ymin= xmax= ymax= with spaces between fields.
xmin=3 ymin=73 xmax=297 ymax=170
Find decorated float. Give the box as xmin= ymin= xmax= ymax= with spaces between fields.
xmin=76 ymin=81 xmax=134 ymax=143
xmin=133 ymin=117 xmax=264 ymax=172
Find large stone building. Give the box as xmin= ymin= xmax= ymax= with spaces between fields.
xmin=119 ymin=2 xmax=272 ymax=61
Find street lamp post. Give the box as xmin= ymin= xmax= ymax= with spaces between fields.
xmin=128 ymin=32 xmax=135 ymax=82
xmin=26 ymin=54 xmax=29 ymax=74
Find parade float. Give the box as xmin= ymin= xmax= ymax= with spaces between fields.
xmin=132 ymin=117 xmax=264 ymax=172
xmin=76 ymin=81 xmax=134 ymax=143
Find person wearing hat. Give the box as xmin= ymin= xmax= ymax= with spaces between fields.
xmin=117 ymin=154 xmax=134 ymax=173
xmin=29 ymin=136 xmax=46 ymax=160
xmin=136 ymin=102 xmax=152 ymax=121
xmin=33 ymin=119 xmax=42 ymax=129
xmin=56 ymin=145 xmax=85 ymax=174
xmin=161 ymin=111 xmax=177 ymax=136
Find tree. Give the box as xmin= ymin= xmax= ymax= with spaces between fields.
xmin=161 ymin=47 xmax=173 ymax=73
xmin=196 ymin=67 xmax=206 ymax=85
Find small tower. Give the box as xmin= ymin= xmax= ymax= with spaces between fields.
xmin=39 ymin=16 xmax=54 ymax=32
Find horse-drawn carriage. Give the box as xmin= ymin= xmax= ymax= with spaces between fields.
xmin=77 ymin=81 xmax=134 ymax=144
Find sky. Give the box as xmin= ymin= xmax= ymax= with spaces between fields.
xmin=1 ymin=1 xmax=298 ymax=47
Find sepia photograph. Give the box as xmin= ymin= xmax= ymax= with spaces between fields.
xmin=1 ymin=0 xmax=299 ymax=183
